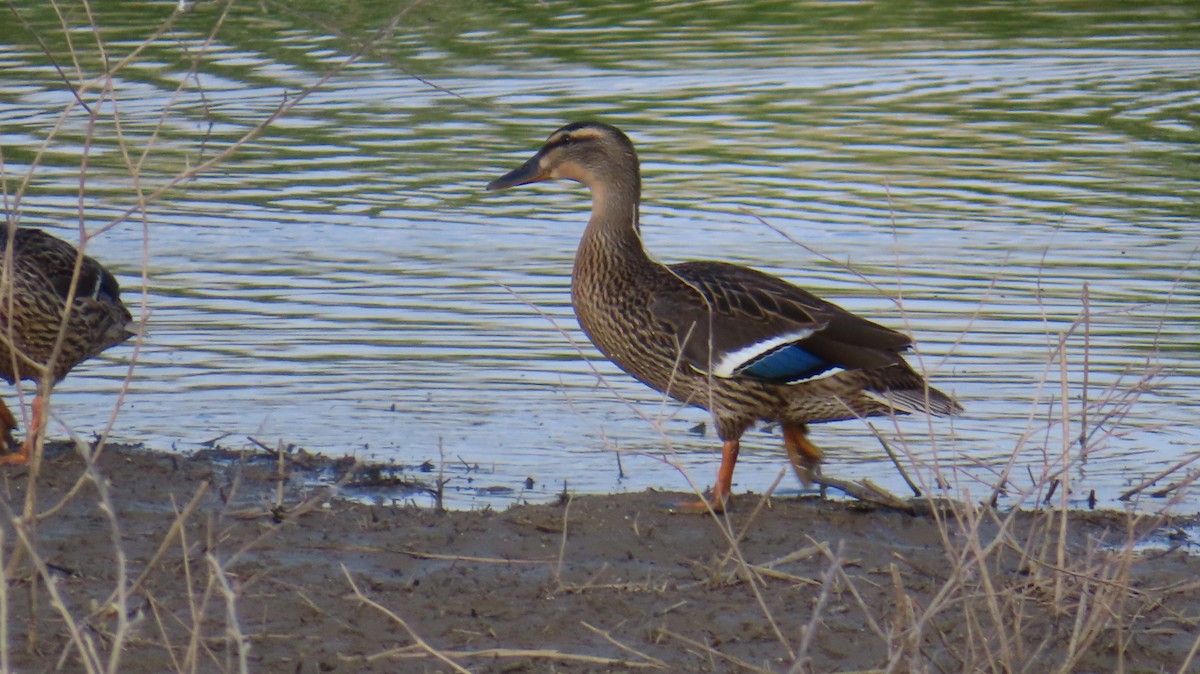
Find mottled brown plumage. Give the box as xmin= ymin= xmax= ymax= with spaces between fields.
xmin=0 ymin=227 xmax=134 ymax=464
xmin=488 ymin=122 xmax=960 ymax=510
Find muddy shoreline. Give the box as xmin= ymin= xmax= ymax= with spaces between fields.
xmin=1 ymin=442 xmax=1197 ymax=673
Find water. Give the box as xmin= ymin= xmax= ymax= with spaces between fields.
xmin=1 ymin=0 xmax=1196 ymax=511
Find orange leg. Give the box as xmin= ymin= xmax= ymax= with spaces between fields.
xmin=0 ymin=394 xmax=41 ymax=466
xmin=711 ymin=438 xmax=740 ymax=509
xmin=0 ymin=397 xmax=17 ymax=454
xmin=782 ymin=423 xmax=823 ymax=486
xmin=671 ymin=438 xmax=740 ymax=514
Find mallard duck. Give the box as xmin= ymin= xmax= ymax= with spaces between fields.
xmin=487 ymin=121 xmax=960 ymax=511
xmin=0 ymin=227 xmax=134 ymax=465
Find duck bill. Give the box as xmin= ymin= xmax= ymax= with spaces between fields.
xmin=487 ymin=154 xmax=548 ymax=191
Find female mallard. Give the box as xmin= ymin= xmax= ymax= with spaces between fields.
xmin=0 ymin=227 xmax=134 ymax=465
xmin=488 ymin=121 xmax=959 ymax=511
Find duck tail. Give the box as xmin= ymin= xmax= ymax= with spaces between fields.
xmin=860 ymin=362 xmax=962 ymax=417
xmin=871 ymin=385 xmax=962 ymax=417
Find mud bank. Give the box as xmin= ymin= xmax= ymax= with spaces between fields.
xmin=2 ymin=443 xmax=1196 ymax=673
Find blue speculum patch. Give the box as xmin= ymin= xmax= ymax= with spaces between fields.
xmin=739 ymin=344 xmax=831 ymax=382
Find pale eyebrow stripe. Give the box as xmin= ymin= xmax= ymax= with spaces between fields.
xmin=550 ymin=127 xmax=604 ymax=144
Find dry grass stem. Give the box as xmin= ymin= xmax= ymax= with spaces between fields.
xmin=790 ymin=543 xmax=844 ymax=674
xmin=206 ymin=553 xmax=249 ymax=674
xmin=374 ymin=646 xmax=666 ymax=669
xmin=342 ymin=564 xmax=478 ymax=674
xmin=1119 ymin=452 xmax=1200 ymax=502
xmin=654 ymin=627 xmax=779 ymax=674
xmin=581 ymin=621 xmax=669 ymax=670
xmin=810 ymin=474 xmax=915 ymax=512
xmin=91 ymin=483 xmax=209 ymax=618
xmin=398 ymin=549 xmax=556 ymax=565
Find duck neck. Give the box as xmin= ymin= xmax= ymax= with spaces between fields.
xmin=575 ymin=179 xmax=652 ymax=272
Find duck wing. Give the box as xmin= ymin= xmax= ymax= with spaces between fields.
xmin=650 ymin=261 xmax=912 ymax=383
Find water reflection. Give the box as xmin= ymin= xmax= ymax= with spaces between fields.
xmin=0 ymin=0 xmax=1196 ymax=510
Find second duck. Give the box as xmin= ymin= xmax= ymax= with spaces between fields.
xmin=487 ymin=121 xmax=959 ymax=512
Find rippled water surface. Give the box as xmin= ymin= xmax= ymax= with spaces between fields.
xmin=2 ymin=1 xmax=1197 ymax=510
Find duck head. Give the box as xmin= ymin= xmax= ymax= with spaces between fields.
xmin=487 ymin=121 xmax=640 ymax=196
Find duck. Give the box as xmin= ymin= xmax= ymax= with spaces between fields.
xmin=0 ymin=227 xmax=135 ymax=465
xmin=487 ymin=121 xmax=960 ymax=512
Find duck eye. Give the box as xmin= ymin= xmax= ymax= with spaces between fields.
xmin=559 ymin=133 xmax=573 ymax=145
